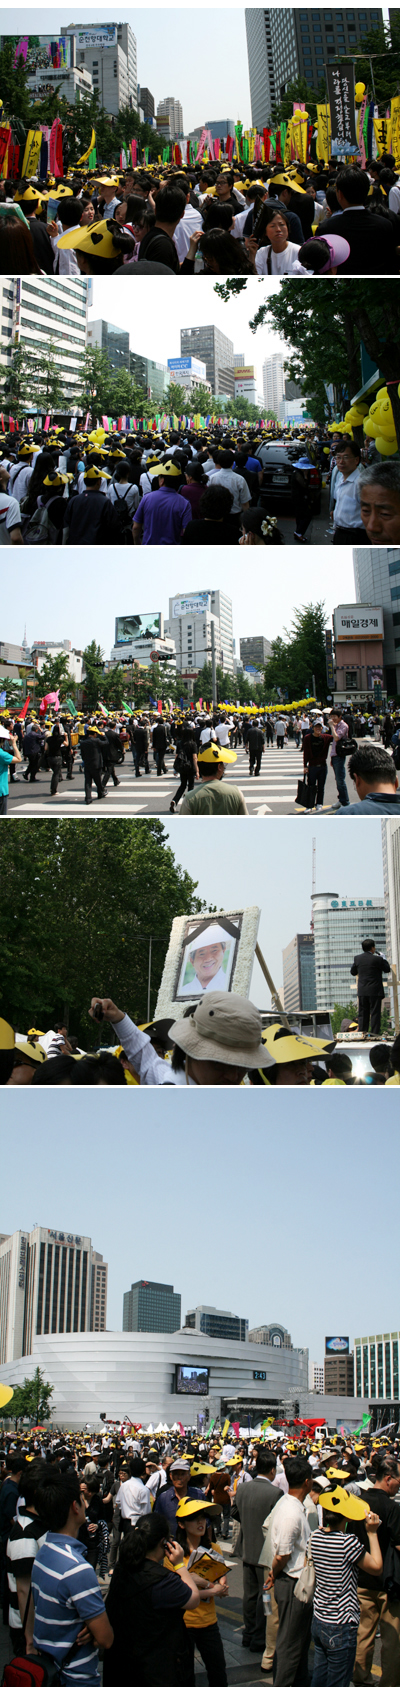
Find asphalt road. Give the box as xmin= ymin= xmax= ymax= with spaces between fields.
xmin=259 ymin=482 xmax=332 ymax=547
xmin=6 ymin=743 xmax=341 ymax=819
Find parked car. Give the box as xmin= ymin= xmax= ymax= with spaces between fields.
xmin=256 ymin=442 xmax=322 ymax=513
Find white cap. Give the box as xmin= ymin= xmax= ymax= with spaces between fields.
xmin=189 ymin=923 xmax=234 ymax=951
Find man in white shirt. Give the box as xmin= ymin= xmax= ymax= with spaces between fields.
xmin=208 ymin=450 xmax=250 ymax=517
xmin=332 ymin=438 xmax=365 ymax=543
xmin=115 ymin=1462 xmax=150 ymax=1526
xmin=266 ymin=1455 xmax=314 ymax=1685
xmin=0 ymin=480 xmax=23 ymax=545
xmin=172 ymin=178 xmax=203 ymax=262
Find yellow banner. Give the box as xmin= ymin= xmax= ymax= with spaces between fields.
xmin=284 ymin=125 xmax=292 ymax=167
xmin=221 ymin=1418 xmax=230 ymax=1440
xmin=290 ymin=110 xmax=309 ymax=163
xmin=21 ymin=129 xmax=42 ymax=178
xmin=75 ymin=128 xmax=96 ymax=166
xmin=317 ymin=103 xmax=331 ymax=164
xmin=391 ymin=96 xmax=400 ymax=170
xmin=373 ymin=116 xmax=391 ymax=157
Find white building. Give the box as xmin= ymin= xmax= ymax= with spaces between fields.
xmin=0 ymin=1227 xmax=107 ymax=1362
xmin=382 ymin=820 xmax=400 ymax=1013
xmin=0 ymin=277 xmax=88 ymax=411
xmin=210 ymin=591 xmax=234 ymax=676
xmin=167 ymin=357 xmax=211 ymax=398
xmin=0 ymin=1327 xmax=310 ymax=1430
xmin=354 ymin=1331 xmax=400 ymax=1402
xmin=166 ymin=592 xmax=221 ymax=678
xmin=62 ymin=21 xmax=137 ymax=112
xmin=309 ymin=1362 xmax=324 ymax=1393
xmin=110 ymin=613 xmax=176 ymax=673
xmin=312 ymin=892 xmax=387 ymax=1010
xmin=234 ymin=365 xmax=257 ymax=406
xmin=157 ymin=96 xmax=184 ymax=138
xmin=27 ymin=64 xmax=93 ymax=104
xmin=353 ymin=546 xmax=400 ymax=697
xmin=31 ymin=641 xmax=84 ymax=686
xmin=263 ymin=353 xmax=285 ymax=421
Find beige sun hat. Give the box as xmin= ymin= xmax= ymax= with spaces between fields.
xmin=169 ymin=992 xmax=274 ymax=1069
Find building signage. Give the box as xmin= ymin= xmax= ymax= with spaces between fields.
xmin=253 ymin=1370 xmax=266 ymax=1380
xmin=172 ymin=593 xmax=210 ymax=619
xmin=19 ymin=1236 xmax=27 ymax=1287
xmin=325 ymin=629 xmax=335 ymax=691
xmin=234 ymin=365 xmax=254 ymax=379
xmin=168 ymin=356 xmax=206 ymax=378
xmin=75 ymin=26 xmax=117 ymax=47
xmin=325 ymin=1336 xmax=350 ymax=1354
xmin=334 ymin=606 xmax=384 ymax=641
xmin=47 ymin=1230 xmax=82 ymax=1244
xmin=115 ymin=614 xmax=161 ymax=646
xmin=330 ymin=899 xmax=373 ymax=909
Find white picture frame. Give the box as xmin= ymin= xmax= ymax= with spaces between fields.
xmin=155 ymin=906 xmax=261 ymax=1019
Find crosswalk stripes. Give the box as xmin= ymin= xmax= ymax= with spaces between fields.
xmin=10 ymin=747 xmax=306 ymax=818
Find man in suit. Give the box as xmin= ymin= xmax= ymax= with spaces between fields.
xmin=317 ymin=166 xmax=397 ymax=273
xmin=350 ymin=936 xmax=391 ymax=1036
xmin=234 ymin=1451 xmax=283 ymax=1653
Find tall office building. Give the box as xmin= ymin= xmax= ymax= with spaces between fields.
xmin=0 ymin=277 xmax=88 ymax=409
xmin=184 ymin=1305 xmax=248 ymax=1342
xmin=123 ymin=1280 xmax=181 ymax=1333
xmin=309 ymin=1362 xmax=324 ymax=1393
xmin=138 ymin=86 xmax=155 ymax=124
xmin=248 ymin=1322 xmax=292 ymax=1349
xmin=263 ymin=353 xmax=285 ymax=421
xmin=240 ymin=636 xmax=272 ymax=671
xmin=282 ymin=934 xmax=316 ymax=1014
xmin=62 ymin=21 xmax=137 ymax=110
xmin=353 ymin=547 xmax=400 ymax=696
xmin=382 ymin=820 xmax=400 ymax=991
xmin=166 ymin=592 xmax=221 ymax=675
xmin=0 ymin=1227 xmax=107 ymax=1362
xmin=180 ymin=326 xmax=235 ymax=398
xmin=324 ymin=1349 xmax=354 ymax=1397
xmin=312 ymin=892 xmax=387 ymax=1009
xmin=157 ymin=97 xmax=184 ymax=137
xmin=210 ymin=592 xmax=234 ymax=675
xmin=87 ymin=318 xmax=129 ymax=372
xmin=245 ymin=9 xmax=383 ymax=128
xmin=354 ymin=1331 xmax=400 ymax=1400
xmin=130 ymin=350 xmax=169 ymax=403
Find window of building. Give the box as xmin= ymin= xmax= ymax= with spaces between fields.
xmin=363 ymin=1344 xmax=369 ymax=1397
xmin=377 ymin=1340 xmax=384 ymax=1397
xmin=385 ymin=1340 xmax=391 ymax=1398
xmin=393 ymin=1340 xmax=399 ymax=1400
xmin=370 ymin=1343 xmax=376 ymax=1398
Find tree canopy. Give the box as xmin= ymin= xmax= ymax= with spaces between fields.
xmin=264 ymin=603 xmax=328 ymax=702
xmin=9 ymin=1368 xmax=54 ymax=1427
xmin=0 ymin=820 xmax=206 ymax=1042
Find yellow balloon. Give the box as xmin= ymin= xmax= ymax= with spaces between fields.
xmin=0 ymin=1384 xmax=14 ymax=1408
xmin=376 ymin=387 xmax=388 ymax=401
xmin=375 ymin=434 xmax=398 ymax=456
xmin=355 ymin=81 xmax=365 ymax=101
xmin=363 ymin=418 xmax=379 ymax=436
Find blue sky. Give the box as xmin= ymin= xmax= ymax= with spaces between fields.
xmin=4 ymin=1089 xmax=398 ymax=1366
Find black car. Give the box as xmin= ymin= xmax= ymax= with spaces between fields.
xmin=256 ymin=442 xmax=322 ymax=513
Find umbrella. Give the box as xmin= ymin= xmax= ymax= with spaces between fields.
xmin=0 ymin=1384 xmax=13 ymax=1409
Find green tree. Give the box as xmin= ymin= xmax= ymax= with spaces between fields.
xmin=76 ymin=349 xmax=113 ymax=419
xmin=331 ymin=1002 xmax=358 ymax=1036
xmin=349 ymin=15 xmax=400 ymax=106
xmin=0 ymin=820 xmax=206 ymax=1041
xmin=82 ymin=640 xmax=105 ymax=709
xmin=270 ymin=73 xmax=327 ymax=130
xmin=246 ymin=280 xmax=400 ymax=439
xmin=9 ymin=1368 xmax=54 ymax=1427
xmin=36 ymin=654 xmax=75 ymax=698
xmin=0 ymin=36 xmax=35 ymax=129
xmin=34 ymin=341 xmax=65 ymax=416
xmin=164 ymin=382 xmax=187 ymax=416
xmin=101 ymin=665 xmax=127 ymax=710
xmin=264 ymin=603 xmax=328 ymax=702
xmin=0 ymin=343 xmax=40 ymax=413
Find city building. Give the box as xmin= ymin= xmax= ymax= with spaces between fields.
xmin=157 ymin=96 xmax=183 ymax=137
xmin=263 ymin=352 xmax=285 ymax=421
xmin=166 ymin=591 xmax=222 ymax=677
xmin=110 ymin=614 xmax=176 ymax=673
xmin=26 ymin=38 xmax=93 ymax=105
xmin=382 ymin=822 xmax=400 ymax=1008
xmin=333 ymin=603 xmax=384 ymax=702
xmin=0 ymin=1328 xmax=314 ymax=1429
xmin=239 ymin=637 xmax=272 ymax=671
xmin=130 ymin=351 xmax=169 ymax=404
xmin=325 ymin=1345 xmax=354 ymax=1398
xmin=309 ymin=1362 xmax=324 ymax=1393
xmin=0 ymin=1227 xmax=107 ymax=1361
xmin=167 ymin=356 xmax=211 ymax=398
xmin=312 ymin=892 xmax=387 ymax=1010
xmin=62 ymin=21 xmax=137 ymax=111
xmin=0 ymin=276 xmax=88 ymax=409
xmin=282 ymin=934 xmax=316 ymax=1014
xmin=245 ymin=9 xmax=383 ymax=129
xmin=137 ymin=85 xmax=155 ymax=124
xmin=355 ymin=1331 xmax=400 ymax=1401
xmin=353 ymin=547 xmax=400 ymax=696
xmin=204 ymin=120 xmax=236 ymax=140
xmin=180 ymin=326 xmax=235 ymax=399
xmin=234 ymin=353 xmax=244 ymax=369
xmin=210 ymin=592 xmax=234 ymax=675
xmin=234 ymin=365 xmax=257 ymax=405
xmin=184 ymin=1305 xmax=248 ymax=1342
xmin=248 ymin=1322 xmax=292 ymax=1349
xmin=30 ymin=640 xmax=83 ymax=686
xmin=123 ymin=1280 xmax=181 ymax=1334
xmin=87 ymin=318 xmax=129 ymax=372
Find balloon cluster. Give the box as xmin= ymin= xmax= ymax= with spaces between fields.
xmin=363 ymin=386 xmax=398 ymax=457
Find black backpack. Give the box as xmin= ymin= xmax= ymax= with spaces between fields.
xmin=111 ymin=484 xmax=135 ymax=545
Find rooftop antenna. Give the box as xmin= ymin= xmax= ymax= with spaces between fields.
xmin=311 ymin=836 xmax=316 ymax=932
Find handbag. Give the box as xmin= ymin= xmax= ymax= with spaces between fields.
xmin=293 ymin=1536 xmax=316 ymax=1604
xmin=2 ymin=1596 xmax=81 ymax=1688
xmin=295 ymin=774 xmax=312 ymax=809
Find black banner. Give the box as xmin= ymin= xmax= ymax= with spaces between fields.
xmin=326 ymin=60 xmax=358 ymax=152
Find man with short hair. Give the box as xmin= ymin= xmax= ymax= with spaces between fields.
xmin=332 ymin=438 xmax=365 ymax=544
xmin=115 ymin=1458 xmax=150 ymax=1529
xmin=179 ymin=740 xmax=248 ymax=814
xmin=336 ymin=743 xmax=400 ymax=814
xmin=235 ymin=1451 xmax=283 ymax=1655
xmin=139 ymin=186 xmax=186 ymax=272
xmin=350 ymin=935 xmax=391 ymax=1036
xmin=354 ymin=1454 xmax=400 ymax=1686
xmin=156 ymin=1459 xmax=204 ymax=1537
xmin=266 ymin=1456 xmax=314 ymax=1685
xmin=317 ymin=166 xmax=397 ymax=272
xmin=359 ymin=461 xmax=400 ymax=544
xmin=31 ymin=1472 xmax=113 ymax=1684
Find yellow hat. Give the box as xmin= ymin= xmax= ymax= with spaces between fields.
xmin=262 ymin=1022 xmax=334 ymax=1063
xmin=54 ymin=184 xmax=73 ymax=198
xmin=326 ymin=1467 xmax=351 ymax=1480
xmin=14 ymin=1039 xmax=46 ymax=1064
xmin=57 ymin=219 xmax=122 ymax=259
xmin=271 ymin=173 xmax=307 ymax=196
xmin=0 ymin=1017 xmax=15 ymax=1050
xmin=176 ymin=1496 xmax=220 ymax=1520
xmin=43 ymin=472 xmax=73 ymax=488
xmin=18 ymin=442 xmax=37 ymax=457
xmin=84 ymin=465 xmax=111 ymax=481
xmin=319 ymin=1487 xmax=368 ymax=1522
xmin=158 ymin=461 xmax=182 ymax=477
xmin=16 ymin=185 xmax=43 ymax=204
xmin=197 ymin=741 xmax=237 ymax=765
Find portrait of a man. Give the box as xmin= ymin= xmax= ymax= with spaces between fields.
xmin=176 ymin=916 xmax=242 ymax=999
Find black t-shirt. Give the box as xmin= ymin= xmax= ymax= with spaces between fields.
xmin=181 ymin=518 xmax=239 ymax=545
xmin=67 ymin=493 xmax=118 ymax=545
xmin=104 ymin=1559 xmax=192 ymax=1686
xmin=139 ymin=227 xmax=180 ymax=273
xmin=28 ymin=218 xmax=54 ymax=274
xmin=356 ymin=1487 xmax=400 ymax=1591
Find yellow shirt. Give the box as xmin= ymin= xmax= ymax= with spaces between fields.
xmin=164 ymin=1541 xmax=222 ymax=1629
xmin=385 ymin=1072 xmax=400 ymax=1084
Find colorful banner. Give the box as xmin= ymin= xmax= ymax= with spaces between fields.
xmin=391 ymin=95 xmax=400 ymax=169
xmin=373 ymin=115 xmax=391 ymax=156
xmin=316 ymin=103 xmax=331 ymax=164
xmin=21 ymin=129 xmax=43 ymax=178
xmin=14 ymin=37 xmax=29 ymax=65
xmin=0 ymin=127 xmax=11 ymax=174
xmin=326 ymin=60 xmax=358 ymax=152
xmin=356 ymin=92 xmax=368 ymax=168
xmin=75 ymin=128 xmax=96 ymax=167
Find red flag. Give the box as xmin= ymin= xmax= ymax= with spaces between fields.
xmin=19 ymin=694 xmax=30 ymax=719
xmin=9 ymin=417 xmax=15 ymax=433
xmin=178 ymin=1422 xmax=185 ymax=1436
xmin=231 ymin=1422 xmax=240 ymax=1438
xmin=157 ymin=699 xmax=162 ymax=714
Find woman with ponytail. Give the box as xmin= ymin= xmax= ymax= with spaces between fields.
xmin=103 ymin=1511 xmax=201 ymax=1685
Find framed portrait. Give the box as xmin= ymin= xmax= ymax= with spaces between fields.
xmin=155 ymin=906 xmax=261 ymax=1020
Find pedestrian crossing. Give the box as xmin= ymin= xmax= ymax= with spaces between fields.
xmin=10 ymin=745 xmax=306 ymax=818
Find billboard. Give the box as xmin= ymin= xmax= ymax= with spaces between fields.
xmin=325 ymin=1336 xmax=349 ymax=1354
xmin=234 ymin=365 xmax=254 ymax=379
xmin=172 ymin=592 xmax=210 ymax=619
xmin=176 ymin=1363 xmax=209 ymax=1395
xmin=27 ymin=36 xmax=71 ymax=70
xmin=168 ymin=356 xmax=206 ymax=379
xmin=333 ymin=606 xmax=384 ymax=642
xmin=75 ymin=25 xmax=117 ymax=47
xmin=115 ymin=614 xmax=161 ymax=646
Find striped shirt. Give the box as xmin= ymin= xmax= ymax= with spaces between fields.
xmin=31 ymin=1532 xmax=105 ymax=1684
xmin=310 ymin=1528 xmax=364 ymax=1625
xmin=6 ymin=1512 xmax=48 ymax=1632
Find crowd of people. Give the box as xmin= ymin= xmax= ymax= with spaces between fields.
xmin=1 ymin=701 xmax=399 ymax=816
xmin=1 ymin=980 xmax=399 ymax=1087
xmin=2 ymin=154 xmax=400 ymax=277
xmin=1 ymin=1420 xmax=400 ymax=1685
xmin=2 ymin=417 xmax=400 ymax=547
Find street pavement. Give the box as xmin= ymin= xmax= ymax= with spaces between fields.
xmin=261 ymin=482 xmax=332 ymax=547
xmin=7 ymin=743 xmax=341 ymax=819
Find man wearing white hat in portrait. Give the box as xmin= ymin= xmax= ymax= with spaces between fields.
xmin=180 ymin=919 xmax=239 ymax=996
